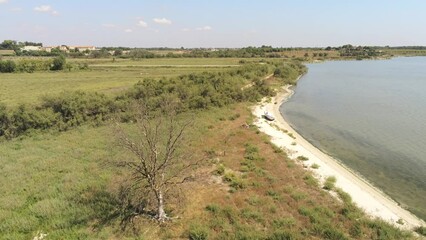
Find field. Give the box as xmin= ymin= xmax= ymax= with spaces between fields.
xmin=0 ymin=57 xmax=415 ymax=239
xmin=381 ymin=49 xmax=426 ymax=56
xmin=70 ymin=57 xmax=246 ymax=66
xmin=0 ymin=50 xmax=15 ymax=56
xmin=0 ymin=58 xmax=243 ymax=107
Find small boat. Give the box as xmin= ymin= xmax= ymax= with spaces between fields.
xmin=264 ymin=111 xmax=275 ymax=121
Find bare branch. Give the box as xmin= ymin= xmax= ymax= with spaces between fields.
xmin=112 ymin=100 xmax=198 ymax=222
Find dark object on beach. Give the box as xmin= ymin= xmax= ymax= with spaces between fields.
xmin=264 ymin=111 xmax=275 ymax=121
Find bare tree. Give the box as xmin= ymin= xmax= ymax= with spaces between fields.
xmin=114 ymin=101 xmax=198 ymax=222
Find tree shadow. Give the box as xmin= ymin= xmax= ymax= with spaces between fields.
xmin=78 ymin=184 xmax=155 ymax=232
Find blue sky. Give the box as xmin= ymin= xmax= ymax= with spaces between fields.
xmin=1 ymin=0 xmax=426 ymax=47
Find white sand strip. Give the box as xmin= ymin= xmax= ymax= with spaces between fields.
xmin=252 ymin=85 xmax=425 ymax=230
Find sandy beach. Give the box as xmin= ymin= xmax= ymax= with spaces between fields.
xmin=252 ymin=84 xmax=425 ymax=231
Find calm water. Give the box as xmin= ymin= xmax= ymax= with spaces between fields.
xmin=281 ymin=57 xmax=426 ymax=220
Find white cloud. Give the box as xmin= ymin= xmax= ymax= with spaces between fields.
xmin=181 ymin=28 xmax=191 ymax=32
xmin=34 ymin=5 xmax=59 ymax=15
xmin=153 ymin=18 xmax=172 ymax=25
xmin=138 ymin=20 xmax=148 ymax=27
xmin=196 ymin=26 xmax=212 ymax=31
xmin=0 ymin=0 xmax=9 ymax=4
xmin=34 ymin=5 xmax=51 ymax=12
xmin=124 ymin=29 xmax=133 ymax=33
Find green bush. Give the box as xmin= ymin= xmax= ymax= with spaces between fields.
xmin=205 ymin=204 xmax=220 ymax=214
xmin=0 ymin=60 xmax=16 ymax=73
xmin=414 ymin=226 xmax=426 ymax=236
xmin=50 ymin=55 xmax=66 ymax=71
xmin=223 ymin=172 xmax=246 ymax=190
xmin=188 ymin=224 xmax=209 ymax=240
xmin=41 ymin=91 xmax=114 ymax=128
xmin=16 ymin=58 xmax=51 ymax=72
xmin=323 ymin=176 xmax=337 ymax=190
xmin=363 ymin=218 xmax=412 ymax=239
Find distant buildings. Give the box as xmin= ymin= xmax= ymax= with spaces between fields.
xmin=21 ymin=45 xmax=97 ymax=53
xmin=22 ymin=46 xmax=42 ymax=51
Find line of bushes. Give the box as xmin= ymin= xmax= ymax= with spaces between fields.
xmin=0 ymin=62 xmax=281 ymax=140
xmin=0 ymin=56 xmax=85 ymax=73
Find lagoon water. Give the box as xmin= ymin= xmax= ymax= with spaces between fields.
xmin=281 ymin=57 xmax=426 ymax=220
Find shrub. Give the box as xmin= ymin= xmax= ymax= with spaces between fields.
xmin=205 ymin=204 xmax=220 ymax=214
xmin=297 ymin=155 xmax=309 ymax=161
xmin=290 ymin=191 xmax=307 ymax=201
xmin=50 ymin=55 xmax=66 ymax=71
xmin=16 ymin=59 xmax=51 ymax=72
xmin=323 ymin=176 xmax=337 ymax=190
xmin=41 ymin=91 xmax=114 ymax=128
xmin=223 ymin=172 xmax=246 ymax=190
xmin=364 ymin=218 xmax=412 ymax=239
xmin=214 ymin=164 xmax=225 ymax=175
xmin=0 ymin=60 xmax=16 ymax=73
xmin=414 ymin=226 xmax=426 ymax=236
xmin=349 ymin=222 xmax=362 ymax=238
xmin=303 ymin=174 xmax=319 ymax=187
xmin=188 ymin=224 xmax=209 ymax=240
xmin=335 ymin=188 xmax=352 ymax=204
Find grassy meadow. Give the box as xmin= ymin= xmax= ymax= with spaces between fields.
xmin=0 ymin=58 xmax=241 ymax=107
xmin=0 ymin=57 xmax=417 ymax=239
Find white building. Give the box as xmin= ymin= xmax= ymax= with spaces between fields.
xmin=22 ymin=46 xmax=41 ymax=51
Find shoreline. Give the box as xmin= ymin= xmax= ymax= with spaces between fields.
xmin=252 ymin=82 xmax=425 ymax=231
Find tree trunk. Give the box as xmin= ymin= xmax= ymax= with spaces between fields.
xmin=157 ymin=190 xmax=167 ymax=222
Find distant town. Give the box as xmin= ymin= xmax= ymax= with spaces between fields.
xmin=21 ymin=45 xmax=97 ymax=53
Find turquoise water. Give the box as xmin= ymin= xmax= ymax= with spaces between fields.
xmin=281 ymin=57 xmax=426 ymax=220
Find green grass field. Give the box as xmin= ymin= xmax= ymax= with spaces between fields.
xmin=0 ymin=125 xmax=115 ymax=239
xmin=0 ymin=58 xmax=241 ymax=106
xmin=77 ymin=57 xmax=246 ymax=66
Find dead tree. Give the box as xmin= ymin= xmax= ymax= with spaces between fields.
xmin=114 ymin=101 xmax=198 ymax=222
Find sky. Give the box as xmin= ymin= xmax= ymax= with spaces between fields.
xmin=1 ymin=0 xmax=426 ymax=48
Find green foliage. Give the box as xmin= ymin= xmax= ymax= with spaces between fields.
xmin=414 ymin=226 xmax=426 ymax=236
xmin=363 ymin=218 xmax=412 ymax=239
xmin=338 ymin=44 xmax=383 ymax=59
xmin=0 ymin=91 xmax=115 ymax=139
xmin=16 ymin=58 xmax=51 ymax=73
xmin=205 ymin=204 xmax=220 ymax=214
xmin=0 ymin=60 xmax=16 ymax=73
xmin=223 ymin=172 xmax=246 ymax=190
xmin=323 ymin=176 xmax=337 ymax=190
xmin=51 ymin=55 xmax=66 ymax=71
xmin=244 ymin=143 xmax=264 ymax=162
xmin=303 ymin=174 xmax=319 ymax=187
xmin=267 ymin=230 xmax=297 ymax=240
xmin=310 ymin=223 xmax=348 ymax=240
xmin=0 ymin=60 xmax=277 ymax=140
xmin=188 ymin=224 xmax=209 ymax=240
xmin=311 ymin=163 xmax=320 ymax=169
xmin=41 ymin=91 xmax=114 ymax=128
xmin=335 ymin=188 xmax=352 ymax=204
xmin=297 ymin=155 xmax=309 ymax=161
xmin=214 ymin=164 xmax=225 ymax=175
xmin=273 ymin=61 xmax=307 ymax=85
